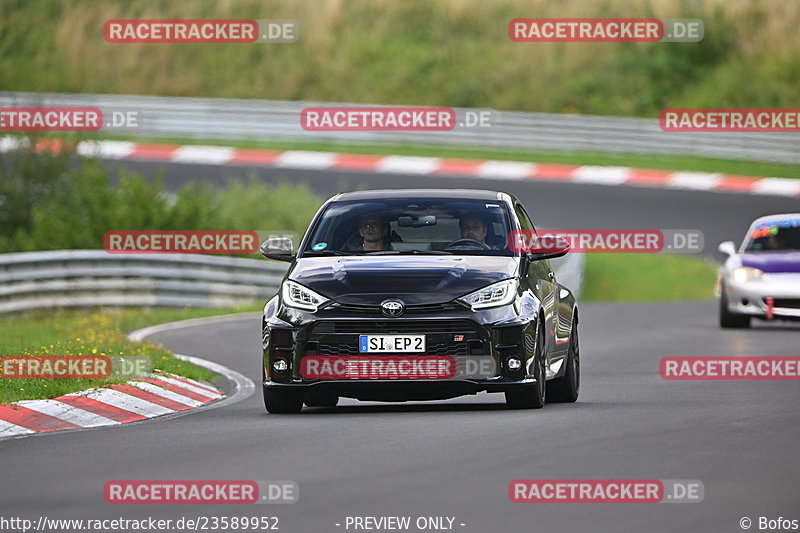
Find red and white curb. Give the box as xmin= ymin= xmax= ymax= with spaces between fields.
xmin=0 ymin=313 xmax=258 ymax=441
xmin=2 ymin=136 xmax=798 ymax=197
xmin=0 ymin=372 xmax=222 ymax=439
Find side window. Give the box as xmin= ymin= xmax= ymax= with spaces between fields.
xmin=514 ymin=204 xmax=535 ymax=232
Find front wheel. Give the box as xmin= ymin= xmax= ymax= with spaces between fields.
xmin=547 ymin=319 xmax=579 ymax=403
xmin=263 ymin=387 xmax=303 ymax=414
xmin=304 ymin=391 xmax=339 ymax=407
xmin=505 ymin=323 xmax=546 ymax=409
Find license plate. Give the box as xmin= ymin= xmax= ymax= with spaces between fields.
xmin=359 ymin=335 xmax=426 ymax=353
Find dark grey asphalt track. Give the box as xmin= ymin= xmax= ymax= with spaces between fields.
xmin=1 ymin=303 xmax=799 ymax=533
xmin=1 ymin=160 xmax=799 ymax=532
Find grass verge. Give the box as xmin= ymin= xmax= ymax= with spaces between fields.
xmin=1 ymin=0 xmax=797 ymax=118
xmin=581 ymin=254 xmax=718 ymax=302
xmin=0 ymin=305 xmax=259 ymax=404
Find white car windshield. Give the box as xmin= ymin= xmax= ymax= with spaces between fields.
xmin=744 ymin=219 xmax=800 ymax=252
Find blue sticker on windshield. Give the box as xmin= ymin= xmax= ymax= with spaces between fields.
xmin=312 ymin=242 xmax=328 ymax=251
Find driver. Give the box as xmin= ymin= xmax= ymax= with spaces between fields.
xmin=358 ymin=214 xmax=391 ymax=251
xmin=459 ymin=214 xmax=489 ymax=243
xmin=764 ymin=232 xmax=784 ymax=250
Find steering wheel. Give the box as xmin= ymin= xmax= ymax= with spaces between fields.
xmin=444 ymin=238 xmax=491 ymax=250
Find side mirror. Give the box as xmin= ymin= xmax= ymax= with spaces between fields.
xmin=260 ymin=237 xmax=295 ymax=262
xmin=717 ymin=241 xmax=736 ymax=256
xmin=526 ymin=236 xmax=571 ymax=261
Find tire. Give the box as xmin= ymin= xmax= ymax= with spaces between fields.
xmin=505 ymin=322 xmax=546 ymax=409
xmin=263 ymin=386 xmax=303 ymax=414
xmin=547 ymin=319 xmax=579 ymax=403
xmin=719 ymin=286 xmax=751 ymax=329
xmin=304 ymin=391 xmax=339 ymax=407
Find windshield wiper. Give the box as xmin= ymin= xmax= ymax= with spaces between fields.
xmin=363 ymin=249 xmax=454 ymax=255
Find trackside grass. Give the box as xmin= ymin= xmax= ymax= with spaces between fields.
xmin=582 ymin=253 xmax=718 ymax=302
xmin=0 ymin=306 xmax=258 ymax=404
xmin=1 ymin=0 xmax=797 ymax=117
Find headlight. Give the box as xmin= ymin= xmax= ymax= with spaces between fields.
xmin=731 ymin=267 xmax=765 ymax=284
xmin=281 ymin=280 xmax=328 ymax=311
xmin=457 ymin=279 xmax=517 ymax=310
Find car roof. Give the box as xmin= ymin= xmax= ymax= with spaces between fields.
xmin=749 ymin=213 xmax=800 ymax=227
xmin=333 ymin=189 xmax=507 ymax=202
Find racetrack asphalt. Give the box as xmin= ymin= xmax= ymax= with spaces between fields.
xmin=1 ymin=303 xmax=798 ymax=532
xmin=1 ymin=161 xmax=798 ymax=532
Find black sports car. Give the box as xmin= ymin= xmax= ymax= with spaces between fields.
xmin=260 ymin=189 xmax=579 ymax=413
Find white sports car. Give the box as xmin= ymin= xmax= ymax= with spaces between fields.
xmin=717 ymin=213 xmax=800 ymax=328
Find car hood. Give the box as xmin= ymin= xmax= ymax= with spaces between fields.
xmin=289 ymin=255 xmax=519 ymax=306
xmin=741 ymin=251 xmax=800 ymax=274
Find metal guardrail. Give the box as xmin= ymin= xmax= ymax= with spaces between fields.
xmin=0 ymin=250 xmax=583 ymax=314
xmin=0 ymin=250 xmax=287 ymax=313
xmin=1 ymin=92 xmax=798 ymax=164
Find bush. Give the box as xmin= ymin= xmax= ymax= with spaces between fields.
xmin=0 ymin=138 xmax=73 ymax=249
xmin=0 ymin=140 xmax=322 ymax=253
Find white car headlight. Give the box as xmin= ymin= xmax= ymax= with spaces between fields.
xmin=731 ymin=267 xmax=765 ymax=284
xmin=282 ymin=280 xmax=328 ymax=311
xmin=457 ymin=279 xmax=518 ymax=310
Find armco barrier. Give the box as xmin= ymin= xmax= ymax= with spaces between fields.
xmin=0 ymin=249 xmax=583 ymax=313
xmin=0 ymin=250 xmax=286 ymax=313
xmin=0 ymin=92 xmax=797 ymax=164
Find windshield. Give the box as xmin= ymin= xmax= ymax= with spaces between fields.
xmin=744 ymin=218 xmax=800 ymax=252
xmin=301 ymin=198 xmax=515 ymax=256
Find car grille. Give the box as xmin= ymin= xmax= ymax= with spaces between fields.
xmin=771 ymin=298 xmax=800 ymax=309
xmin=311 ymin=320 xmax=477 ymax=334
xmin=306 ymin=319 xmax=483 ymax=356
xmin=326 ymin=302 xmax=464 ymax=314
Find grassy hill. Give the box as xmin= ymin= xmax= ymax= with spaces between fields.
xmin=1 ymin=0 xmax=797 ymax=116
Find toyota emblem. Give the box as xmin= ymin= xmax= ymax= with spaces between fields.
xmin=380 ymin=299 xmax=404 ymax=317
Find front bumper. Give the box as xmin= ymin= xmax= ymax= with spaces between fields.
xmin=724 ymin=274 xmax=800 ymax=319
xmin=263 ymin=303 xmax=541 ymax=401
xmin=263 ymin=378 xmax=540 ymax=402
